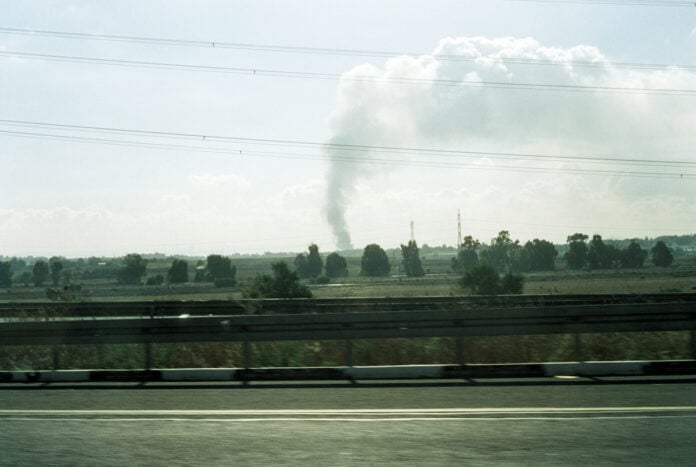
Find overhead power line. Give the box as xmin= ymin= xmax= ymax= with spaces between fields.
xmin=507 ymin=0 xmax=693 ymax=6
xmin=1 ymin=27 xmax=694 ymax=72
xmin=2 ymin=128 xmax=694 ymax=180
xmin=0 ymin=120 xmax=693 ymax=179
xmin=1 ymin=50 xmax=694 ymax=96
xmin=1 ymin=119 xmax=695 ymax=167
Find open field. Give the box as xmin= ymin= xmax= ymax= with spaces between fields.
xmin=2 ymin=257 xmax=695 ymax=371
xmin=3 ymin=255 xmax=696 ymax=302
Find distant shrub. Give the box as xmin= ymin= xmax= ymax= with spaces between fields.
xmin=214 ymin=277 xmax=236 ymax=288
xmin=315 ymin=275 xmax=330 ymax=285
xmin=459 ymin=265 xmax=524 ymax=295
xmin=246 ymin=261 xmax=312 ymax=299
xmin=146 ymin=274 xmax=164 ymax=286
xmin=500 ymin=273 xmax=524 ymax=294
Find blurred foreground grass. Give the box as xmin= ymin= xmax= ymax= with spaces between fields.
xmin=2 ymin=332 xmax=691 ymax=371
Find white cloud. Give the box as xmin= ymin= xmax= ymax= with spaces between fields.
xmin=324 ymin=36 xmax=696 ymax=248
xmin=331 ymin=36 xmax=695 ymax=153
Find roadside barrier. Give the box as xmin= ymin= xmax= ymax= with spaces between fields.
xmin=1 ymin=294 xmax=695 ymax=381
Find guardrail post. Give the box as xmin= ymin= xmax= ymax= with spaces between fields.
xmin=456 ymin=337 xmax=465 ymax=364
xmin=243 ymin=341 xmax=252 ymax=369
xmin=144 ymin=342 xmax=153 ymax=370
xmin=574 ymin=333 xmax=583 ymax=362
xmin=52 ymin=346 xmax=60 ymax=370
xmin=346 ymin=339 xmax=353 ymax=367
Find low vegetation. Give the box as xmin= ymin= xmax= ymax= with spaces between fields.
xmin=0 ymin=233 xmax=694 ymax=371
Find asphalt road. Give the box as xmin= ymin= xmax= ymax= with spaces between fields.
xmin=2 ymin=380 xmax=696 ymax=466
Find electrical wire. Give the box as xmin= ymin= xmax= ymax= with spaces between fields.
xmin=1 ymin=119 xmax=694 ymax=168
xmin=1 ymin=128 xmax=694 ymax=180
xmin=1 ymin=27 xmax=694 ymax=72
xmin=506 ymin=0 xmax=693 ymax=6
xmin=1 ymin=50 xmax=694 ymax=96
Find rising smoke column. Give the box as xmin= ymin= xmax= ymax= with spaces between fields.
xmin=325 ymin=157 xmax=354 ymax=250
xmin=323 ymin=59 xmax=434 ymax=251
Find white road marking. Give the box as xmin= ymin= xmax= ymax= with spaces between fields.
xmin=4 ymin=415 xmax=696 ymax=422
xmin=2 ymin=406 xmax=696 ymax=422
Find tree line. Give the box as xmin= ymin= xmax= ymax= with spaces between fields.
xmin=565 ymin=234 xmax=673 ymax=269
xmin=0 ymin=233 xmax=676 ymax=292
xmin=451 ymin=231 xmax=675 ymax=274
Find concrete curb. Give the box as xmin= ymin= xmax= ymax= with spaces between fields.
xmin=3 ymin=360 xmax=696 ymax=383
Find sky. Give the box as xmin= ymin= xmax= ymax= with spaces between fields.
xmin=1 ymin=0 xmax=695 ymax=257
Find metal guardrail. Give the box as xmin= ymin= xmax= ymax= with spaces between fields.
xmin=5 ymin=361 xmax=696 ymax=384
xmin=2 ymin=302 xmax=696 ymax=345
xmin=1 ymin=296 xmax=695 ymax=374
xmin=2 ymin=292 xmax=696 ymax=318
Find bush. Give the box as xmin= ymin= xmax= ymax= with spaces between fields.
xmin=246 ymin=261 xmax=312 ymax=298
xmin=460 ymin=265 xmax=501 ymax=295
xmin=459 ymin=265 xmax=524 ymax=295
xmin=214 ymin=277 xmax=236 ymax=288
xmin=500 ymin=273 xmax=524 ymax=294
xmin=146 ymin=274 xmax=164 ymax=286
xmin=315 ymin=275 xmax=330 ymax=285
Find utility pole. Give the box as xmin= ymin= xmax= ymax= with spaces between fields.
xmin=410 ymin=221 xmax=415 ymax=242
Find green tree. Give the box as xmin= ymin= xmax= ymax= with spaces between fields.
xmin=587 ymin=234 xmax=623 ymax=269
xmin=480 ymin=231 xmax=525 ymax=273
xmin=205 ymin=254 xmax=236 ymax=286
xmin=294 ymin=253 xmax=309 ymax=278
xmin=294 ymin=244 xmax=323 ymax=279
xmin=587 ymin=234 xmax=609 ymax=269
xmin=400 ymin=240 xmax=425 ymax=277
xmin=16 ymin=271 xmax=32 ymax=287
xmin=621 ymin=241 xmax=646 ymax=268
xmin=116 ymin=254 xmax=147 ymax=285
xmin=360 ymin=244 xmax=391 ymax=277
xmin=651 ymin=241 xmax=674 ymax=267
xmin=565 ymin=233 xmax=588 ymax=270
xmin=306 ymin=244 xmax=323 ymax=278
xmin=0 ymin=261 xmax=12 ymax=288
xmin=248 ymin=261 xmax=312 ymax=298
xmin=32 ymin=260 xmax=49 ymax=287
xmin=509 ymin=247 xmax=530 ymax=273
xmin=605 ymin=245 xmax=623 ymax=269
xmin=167 ymin=259 xmax=189 ymax=284
xmin=451 ymin=235 xmax=480 ymax=273
xmin=524 ymin=239 xmax=558 ymax=271
xmin=49 ymin=257 xmax=64 ymax=286
xmin=325 ymin=252 xmax=348 ymax=278
xmin=9 ymin=257 xmax=26 ymax=274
